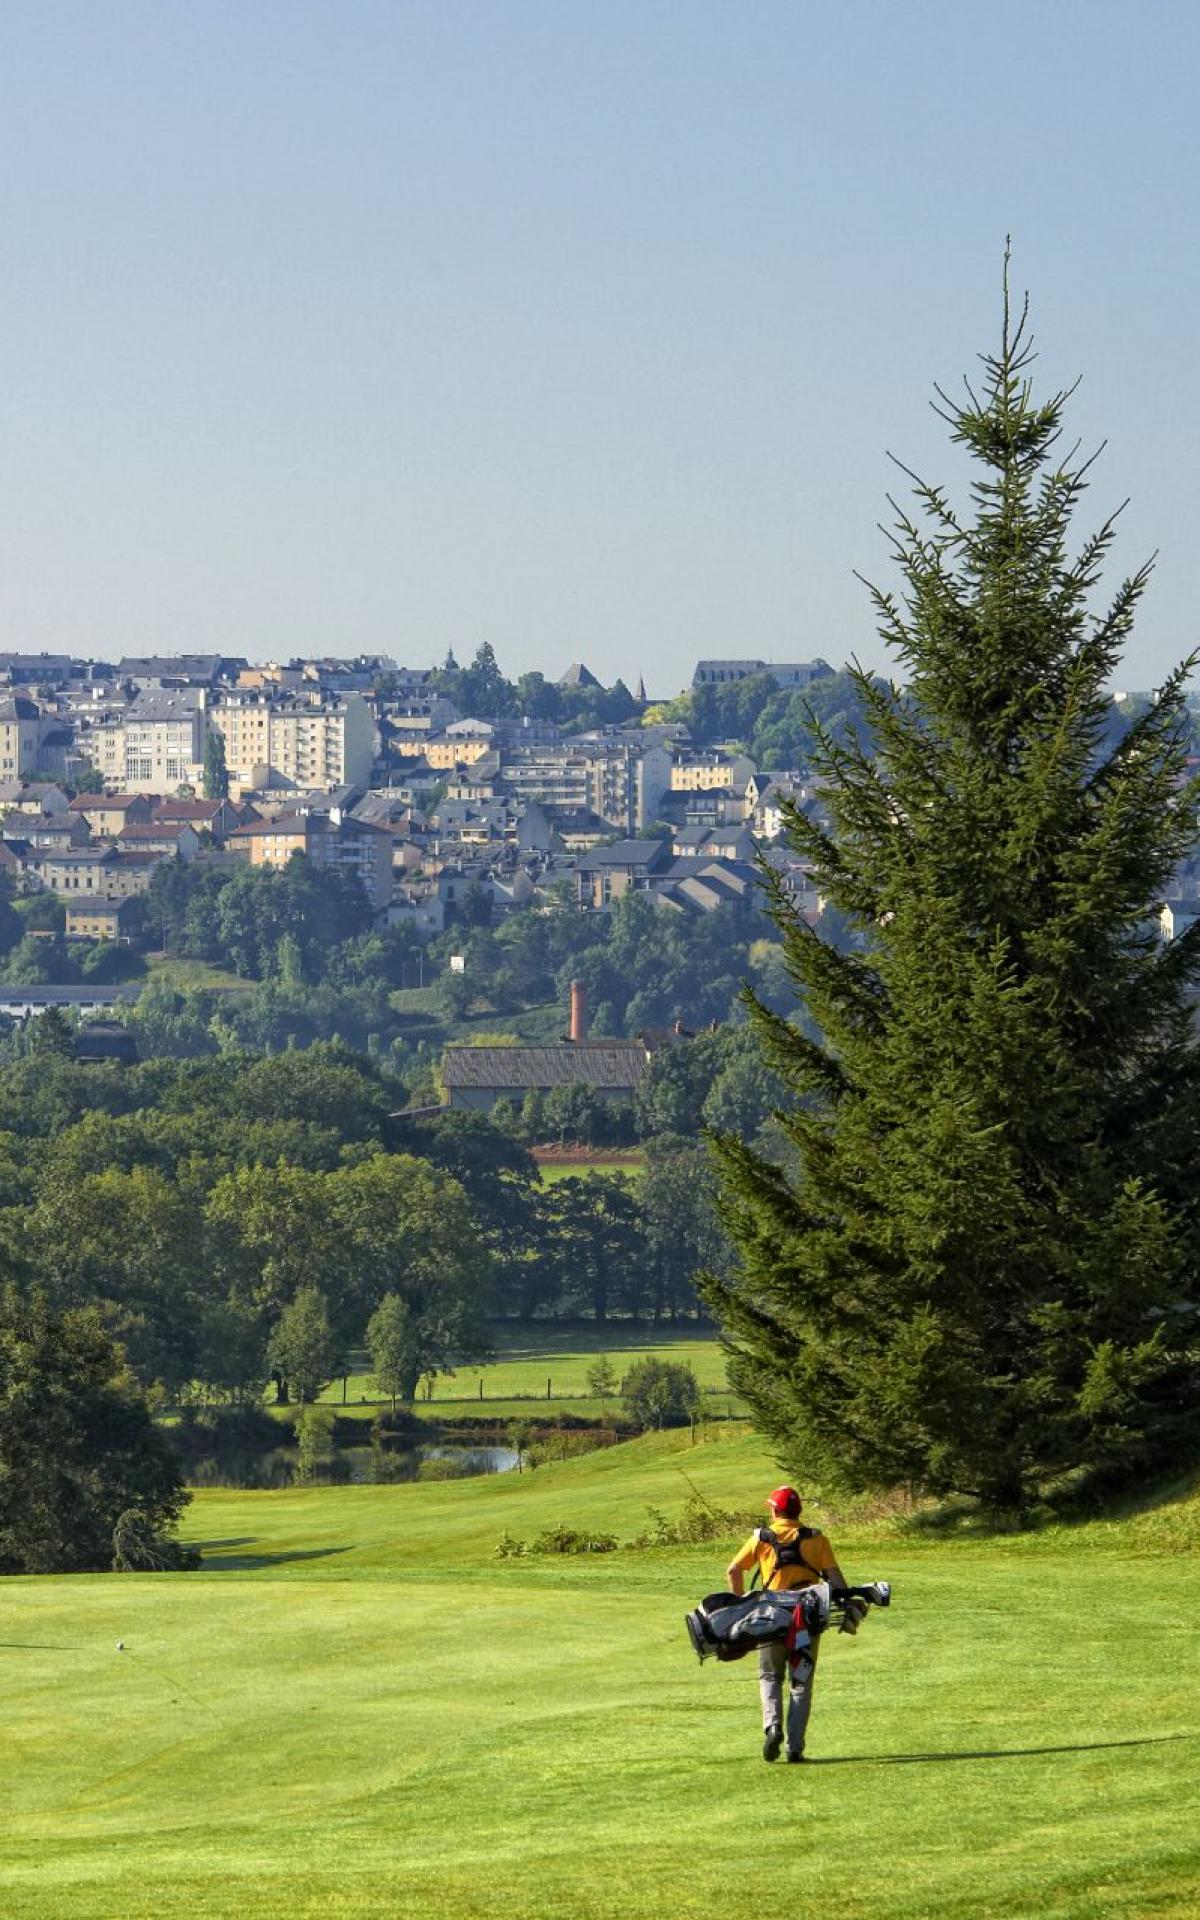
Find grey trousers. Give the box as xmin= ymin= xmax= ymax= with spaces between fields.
xmin=758 ymin=1637 xmax=819 ymax=1753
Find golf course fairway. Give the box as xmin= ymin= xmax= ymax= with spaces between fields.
xmin=3 ymin=1427 xmax=1198 ymax=1919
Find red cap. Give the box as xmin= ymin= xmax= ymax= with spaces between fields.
xmin=767 ymin=1486 xmax=801 ymax=1518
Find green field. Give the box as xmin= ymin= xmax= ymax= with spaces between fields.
xmin=535 ymin=1156 xmax=645 ymax=1184
xmin=314 ymin=1325 xmax=737 ymax=1423
xmin=387 ymin=992 xmax=567 ymax=1047
xmin=145 ymin=955 xmax=255 ymax=995
xmin=3 ymin=1426 xmax=1199 ymax=1918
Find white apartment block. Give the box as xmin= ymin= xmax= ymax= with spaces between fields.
xmin=0 ymin=698 xmax=43 ymax=780
xmin=86 ymin=690 xmax=208 ymax=793
xmin=209 ymin=691 xmax=376 ymax=795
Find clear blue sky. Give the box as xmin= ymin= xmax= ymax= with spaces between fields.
xmin=1 ymin=0 xmax=1196 ymax=693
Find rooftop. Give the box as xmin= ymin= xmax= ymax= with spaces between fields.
xmin=123 ymin=688 xmax=207 ymax=719
xmin=441 ymin=1043 xmax=648 ymax=1091
xmin=574 ymin=839 xmax=670 ymax=871
xmin=68 ymin=793 xmax=149 ymax=812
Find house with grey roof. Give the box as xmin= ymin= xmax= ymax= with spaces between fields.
xmin=671 ymin=824 xmax=758 ymax=862
xmin=0 ymin=781 xmax=70 ymax=814
xmin=0 ymin=653 xmax=74 ymax=683
xmin=442 ymin=1040 xmax=650 ymax=1112
xmin=1 ymin=810 xmax=90 ymax=852
xmin=117 ymin=654 xmax=245 ymax=686
xmin=574 ymin=838 xmax=670 ymax=908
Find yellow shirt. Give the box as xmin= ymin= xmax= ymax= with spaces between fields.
xmin=729 ymin=1521 xmax=838 ymax=1592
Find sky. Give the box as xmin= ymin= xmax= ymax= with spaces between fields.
xmin=1 ymin=0 xmax=1197 ymax=694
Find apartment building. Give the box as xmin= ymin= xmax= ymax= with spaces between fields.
xmin=29 ymin=848 xmax=117 ymax=894
xmin=209 ymin=691 xmax=375 ymax=795
xmin=87 ymin=689 xmax=208 ymax=792
xmin=420 ymin=730 xmax=497 ymax=770
xmin=574 ymin=839 xmax=671 ymax=909
xmin=64 ymin=897 xmax=140 ymax=941
xmin=228 ymin=806 xmax=393 ymax=909
xmin=0 ymin=698 xmax=43 ymax=780
xmin=496 ymin=741 xmax=670 ymax=834
xmin=669 ymin=751 xmax=756 ymax=793
xmin=692 ymin=658 xmax=833 ymax=690
xmin=0 ymin=652 xmax=75 ymax=684
xmin=116 ymin=654 xmax=246 ymax=687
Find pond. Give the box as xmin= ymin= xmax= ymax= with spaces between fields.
xmin=186 ymin=1441 xmax=521 ymax=1490
xmin=347 ymin=1443 xmax=520 ymax=1482
xmin=425 ymin=1444 xmax=521 ymax=1474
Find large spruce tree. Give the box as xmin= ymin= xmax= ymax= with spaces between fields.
xmin=705 ymin=285 xmax=1200 ymax=1510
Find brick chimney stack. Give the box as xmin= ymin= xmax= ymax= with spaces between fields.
xmin=569 ymin=978 xmax=588 ymax=1042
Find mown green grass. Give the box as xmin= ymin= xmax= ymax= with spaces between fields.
xmin=388 ymin=985 xmax=442 ymax=1013
xmin=3 ymin=1427 xmax=1199 ymax=1918
xmin=536 ymin=1156 xmax=645 ymax=1184
xmin=312 ymin=1326 xmax=737 ymax=1422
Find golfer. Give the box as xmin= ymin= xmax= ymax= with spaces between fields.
xmin=725 ymin=1485 xmax=846 ymax=1763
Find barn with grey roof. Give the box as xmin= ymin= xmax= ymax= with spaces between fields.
xmin=441 ymin=1041 xmax=650 ymax=1111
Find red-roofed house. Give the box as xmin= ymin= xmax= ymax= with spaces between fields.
xmin=150 ymin=797 xmax=247 ymax=842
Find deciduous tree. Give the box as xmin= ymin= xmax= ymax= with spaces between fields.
xmin=620 ymin=1356 xmax=700 ymax=1429
xmin=367 ymin=1292 xmax=420 ymax=1409
xmin=0 ymin=1286 xmax=189 ymax=1574
xmin=267 ymin=1285 xmax=337 ymax=1406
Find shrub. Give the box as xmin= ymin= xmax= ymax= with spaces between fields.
xmin=526 ymin=1429 xmax=614 ymax=1467
xmin=495 ymin=1523 xmax=618 ymax=1557
xmin=294 ymin=1405 xmax=336 ymax=1483
xmin=418 ymin=1453 xmax=478 ymax=1481
xmin=628 ymin=1498 xmax=758 ymax=1549
xmin=112 ymin=1507 xmax=200 ymax=1572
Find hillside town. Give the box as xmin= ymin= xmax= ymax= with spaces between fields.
xmin=0 ymin=648 xmax=844 ymax=942
xmin=3 ymin=648 xmax=1197 ymax=963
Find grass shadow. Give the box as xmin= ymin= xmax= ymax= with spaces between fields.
xmin=895 ymin=1466 xmax=1200 ymax=1541
xmin=199 ymin=1545 xmax=352 ymax=1570
xmin=809 ymin=1733 xmax=1195 ymax=1767
xmin=1047 ymin=1466 xmax=1200 ymax=1530
xmin=188 ymin=1537 xmax=255 ymax=1551
xmin=0 ymin=1642 xmax=86 ymax=1652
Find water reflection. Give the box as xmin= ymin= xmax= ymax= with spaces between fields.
xmin=187 ymin=1441 xmax=520 ymax=1490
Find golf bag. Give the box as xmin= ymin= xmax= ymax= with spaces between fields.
xmin=684 ymin=1580 xmax=891 ymax=1666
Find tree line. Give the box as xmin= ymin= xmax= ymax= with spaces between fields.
xmin=0 ymin=1046 xmax=733 ymax=1417
xmin=45 ymin=866 xmax=792 ymax=1092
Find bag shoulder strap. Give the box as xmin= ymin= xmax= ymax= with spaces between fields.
xmin=756 ymin=1525 xmax=821 ymax=1588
